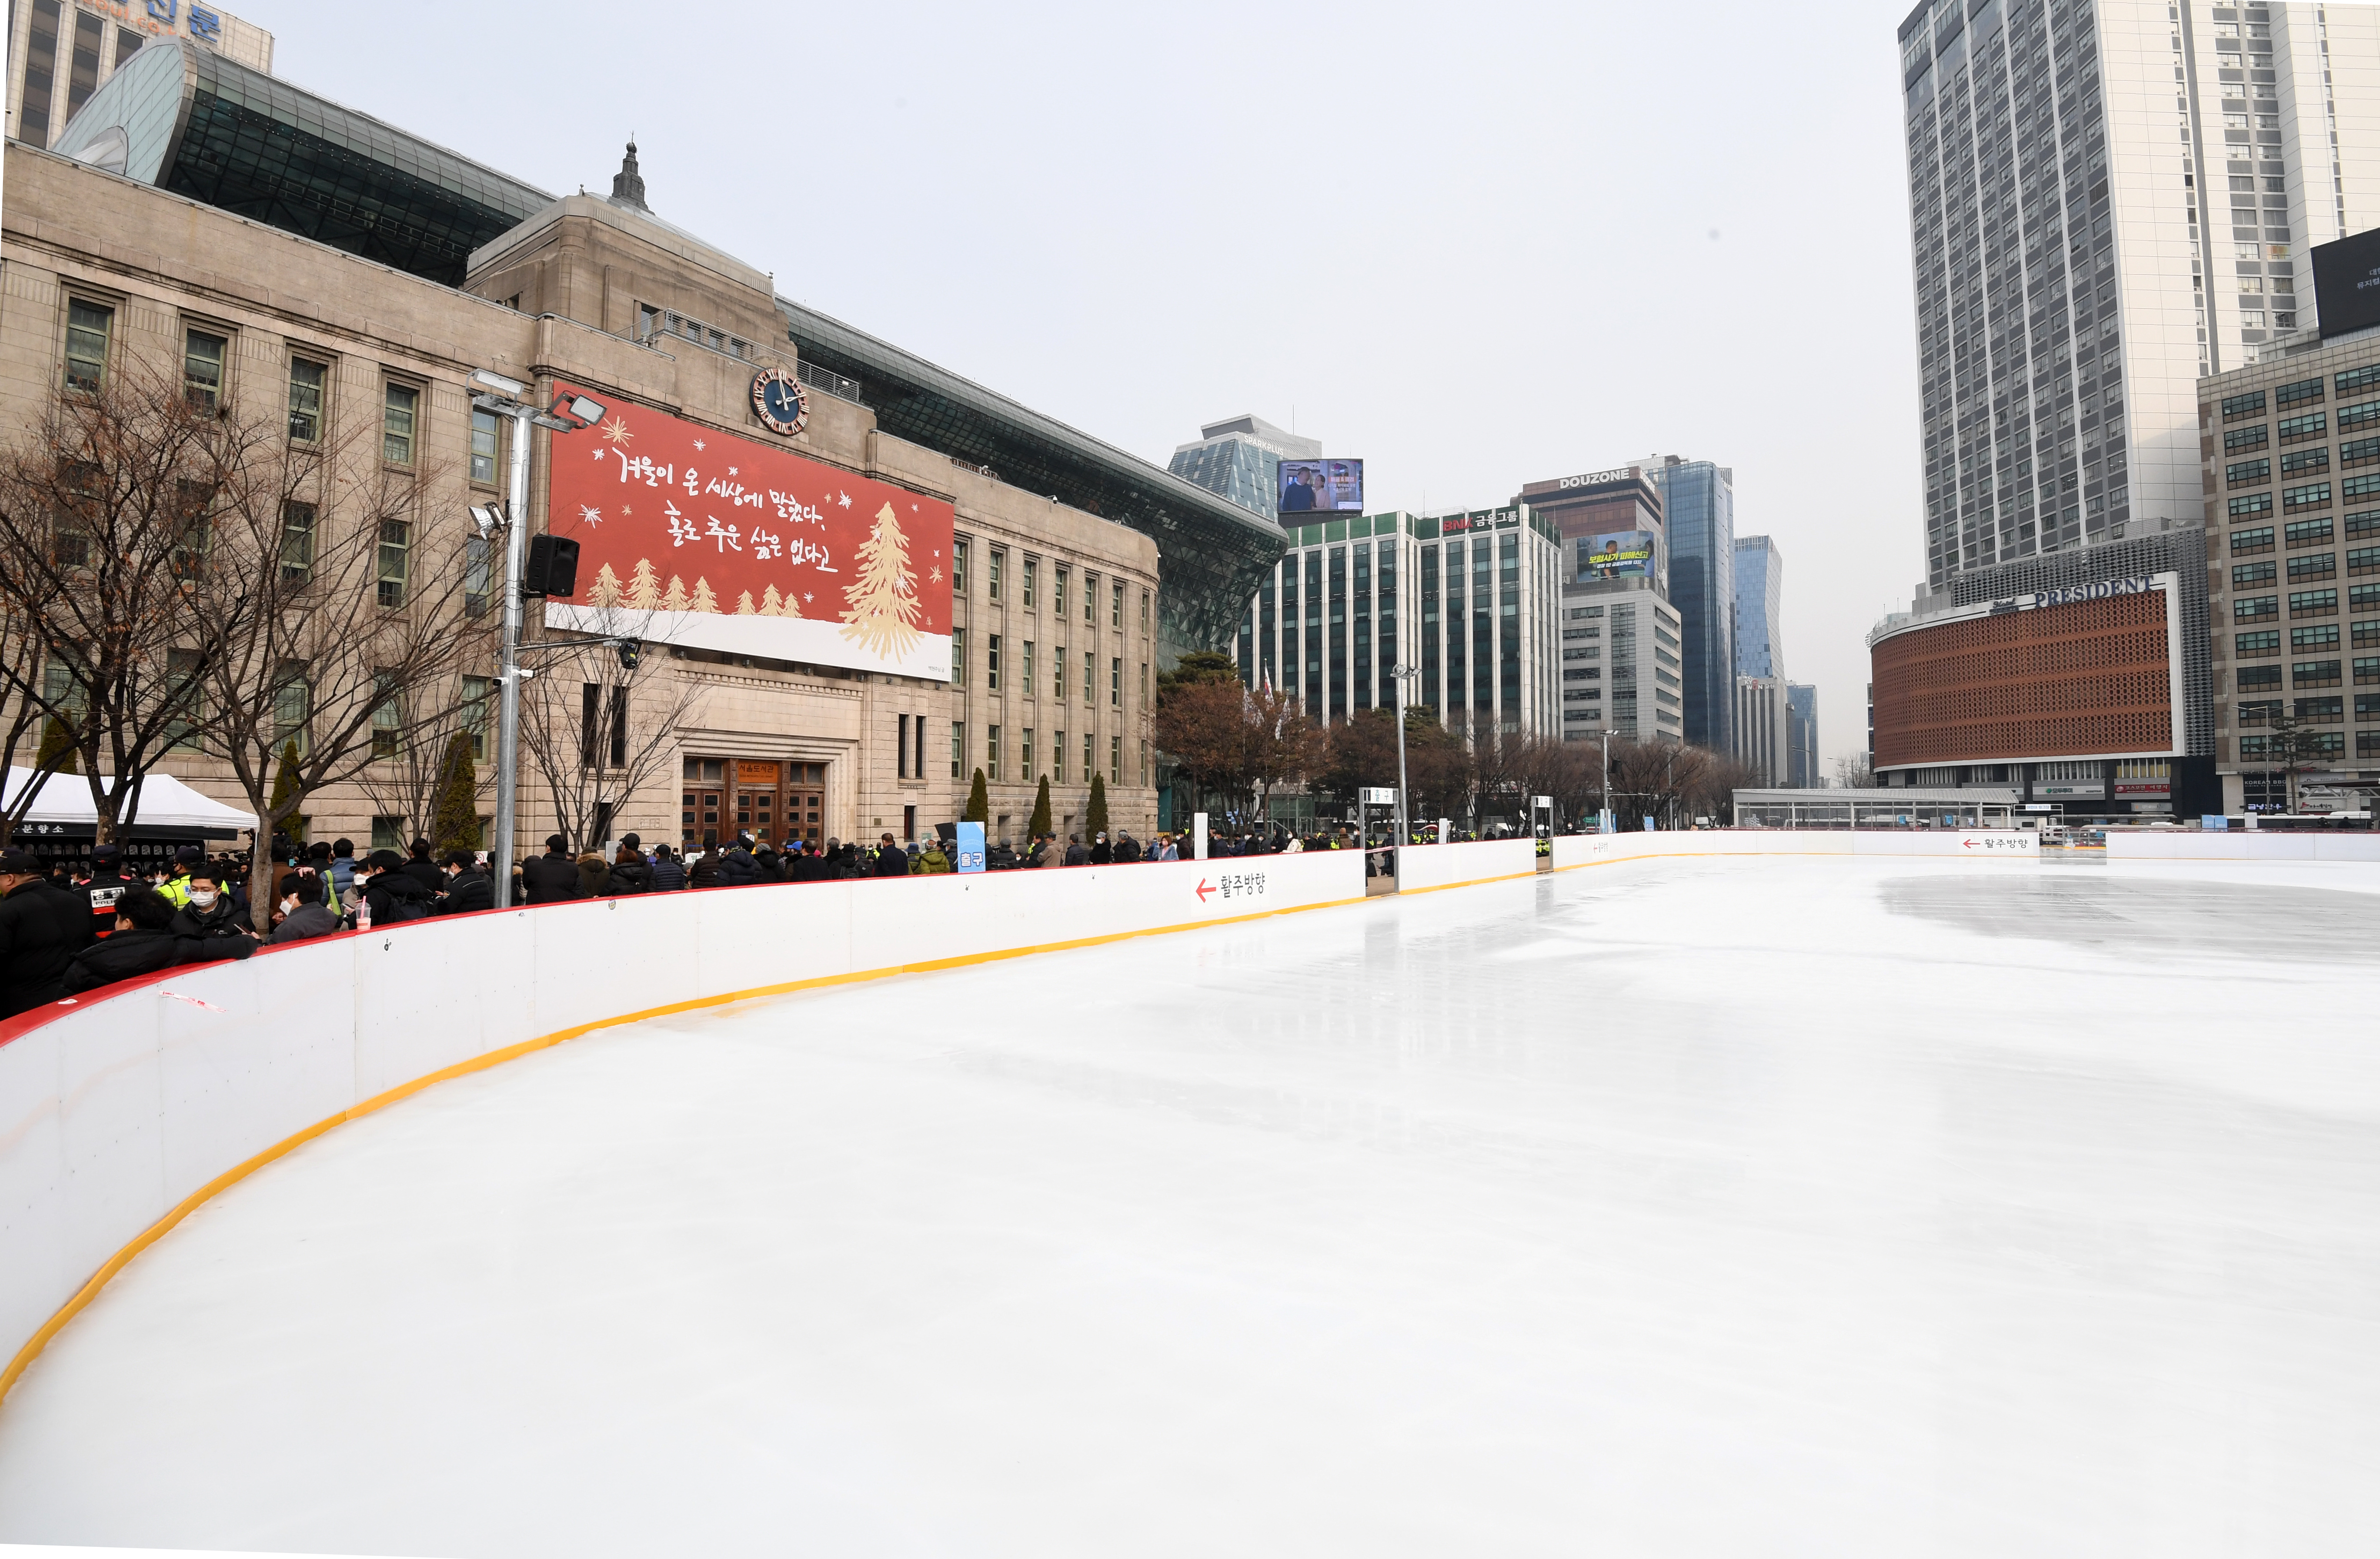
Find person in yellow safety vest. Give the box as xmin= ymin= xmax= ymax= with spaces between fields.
xmin=156 ymin=845 xmax=204 ymax=908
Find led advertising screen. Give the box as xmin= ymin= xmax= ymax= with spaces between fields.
xmin=1277 ymin=458 xmax=1364 ymax=515
xmin=2312 ymin=226 xmax=2380 ymax=339
xmin=543 ymin=385 xmax=956 ymax=681
xmin=1577 ymin=530 xmax=1656 ymax=582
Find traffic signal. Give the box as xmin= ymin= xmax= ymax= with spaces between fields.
xmin=615 ymin=640 xmax=641 ymax=672
xmin=523 ymin=534 xmax=580 ymax=598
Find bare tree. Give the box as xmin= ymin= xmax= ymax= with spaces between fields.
xmin=177 ymin=398 xmax=494 ymax=928
xmin=354 ymin=672 xmax=494 ymax=848
xmin=517 ymin=624 xmax=705 ymax=854
xmin=0 ymin=363 xmax=229 ymax=841
xmin=0 ymin=599 xmax=73 ymax=835
xmin=1831 ymin=753 xmax=1876 ymax=789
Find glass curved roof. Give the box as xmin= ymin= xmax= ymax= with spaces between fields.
xmin=53 ymin=41 xmax=551 ymax=287
xmin=780 ymin=297 xmax=1287 ymax=661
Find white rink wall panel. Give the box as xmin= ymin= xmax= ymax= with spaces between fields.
xmin=0 ymin=833 xmax=2066 ymax=1392
xmin=2107 ymin=833 xmax=2380 ymax=863
xmin=0 ymin=852 xmax=1371 ymax=1390
xmin=1396 ymin=838 xmax=1539 ymax=891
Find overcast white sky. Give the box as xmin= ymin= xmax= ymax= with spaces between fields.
xmin=241 ymin=0 xmax=1923 ymax=774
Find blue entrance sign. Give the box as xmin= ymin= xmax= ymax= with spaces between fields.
xmin=955 ymin=821 xmax=985 ymax=874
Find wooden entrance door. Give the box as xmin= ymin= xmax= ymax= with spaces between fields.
xmin=787 ymin=762 xmax=824 ymax=845
xmin=734 ymin=760 xmax=782 ymax=845
xmin=682 ymin=757 xmax=725 ymax=851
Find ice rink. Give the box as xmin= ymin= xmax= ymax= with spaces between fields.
xmin=2 ymin=854 xmax=2378 ymax=1557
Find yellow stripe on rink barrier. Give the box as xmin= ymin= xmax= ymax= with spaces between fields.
xmin=0 ymin=888 xmax=1377 ymax=1409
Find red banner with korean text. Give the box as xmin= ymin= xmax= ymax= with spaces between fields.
xmin=542 ymin=386 xmax=955 ymax=681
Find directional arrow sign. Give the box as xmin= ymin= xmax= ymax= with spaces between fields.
xmin=1963 ymin=838 xmax=1977 ymax=849
xmin=1195 ymin=878 xmax=1215 ymax=902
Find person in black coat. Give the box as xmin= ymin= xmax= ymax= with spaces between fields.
xmin=520 ymin=835 xmax=581 ymax=904
xmin=718 ymin=843 xmax=763 ymax=886
xmin=648 ymin=845 xmax=686 ymax=892
xmin=0 ymin=848 xmax=93 ymax=1015
xmin=870 ymin=834 xmax=909 ymax=878
xmin=610 ymin=844 xmax=653 ymax=894
xmin=1089 ymin=832 xmax=1113 ymax=865
xmin=63 ymin=885 xmax=252 ymax=995
xmin=169 ymin=868 xmax=255 ymax=941
xmin=400 ymin=839 xmax=445 ymax=893
xmin=358 ymin=850 xmax=436 ymax=924
xmin=269 ymin=874 xmax=341 ymax=943
xmin=431 ymin=851 xmax=494 ymax=915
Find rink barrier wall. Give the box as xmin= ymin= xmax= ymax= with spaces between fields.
xmin=0 ymin=853 xmax=1394 ymax=1407
xmin=1394 ymin=838 xmax=1540 ymax=892
xmin=2105 ymin=832 xmax=2380 ymax=862
xmin=1546 ymin=828 xmax=2040 ymax=870
xmin=0 ymin=829 xmax=2047 ymax=1407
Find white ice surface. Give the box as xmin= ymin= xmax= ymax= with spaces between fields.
xmin=2 ymin=857 xmax=2378 ymax=1558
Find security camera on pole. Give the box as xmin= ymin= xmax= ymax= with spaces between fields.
xmin=466 ymin=370 xmax=606 ymax=908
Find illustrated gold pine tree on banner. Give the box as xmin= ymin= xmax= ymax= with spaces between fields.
xmin=625 ymin=558 xmax=661 ymax=610
xmin=839 ymin=501 xmax=922 ymax=660
xmin=586 ymin=563 xmax=625 ymax=607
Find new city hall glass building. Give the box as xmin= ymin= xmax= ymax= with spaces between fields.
xmin=1870 ymin=0 xmax=2380 ymax=815
xmin=3 ymin=36 xmax=1284 ymax=861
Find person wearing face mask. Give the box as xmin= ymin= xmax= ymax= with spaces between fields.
xmin=268 ymin=875 xmax=338 ymax=943
xmin=432 ymin=850 xmax=493 ymax=916
xmin=169 ymin=868 xmax=253 ymax=941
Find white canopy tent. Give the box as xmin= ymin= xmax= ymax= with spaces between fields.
xmin=2 ymin=767 xmax=257 ymax=836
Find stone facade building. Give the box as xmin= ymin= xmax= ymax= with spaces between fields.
xmin=0 ymin=128 xmax=1170 ymax=858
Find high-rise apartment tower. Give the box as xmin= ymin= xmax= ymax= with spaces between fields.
xmin=1898 ymin=0 xmax=2380 ymax=596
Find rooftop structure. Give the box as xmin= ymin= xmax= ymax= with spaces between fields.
xmin=50 ymin=40 xmax=548 ymax=286
xmin=1168 ymin=414 xmax=1321 ymax=523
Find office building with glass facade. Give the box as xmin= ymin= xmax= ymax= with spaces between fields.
xmin=1734 ymin=534 xmax=1786 ymax=678
xmin=1647 ymin=457 xmax=1736 ymax=752
xmin=1787 ymin=682 xmax=1820 ymax=787
xmin=1232 ymin=509 xmax=1562 ymax=736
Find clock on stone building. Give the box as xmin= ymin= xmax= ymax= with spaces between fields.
xmin=750 ymin=368 xmax=810 ymax=436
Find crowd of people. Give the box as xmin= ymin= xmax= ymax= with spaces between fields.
xmin=0 ymin=819 xmax=1456 ymax=1015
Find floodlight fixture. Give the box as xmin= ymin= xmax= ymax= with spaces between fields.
xmin=471 ymin=368 xmax=527 ymax=397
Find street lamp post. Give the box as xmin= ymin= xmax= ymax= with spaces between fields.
xmin=1598 ymin=728 xmax=1616 ymax=832
xmin=1389 ymin=664 xmax=1420 ymax=849
xmin=467 ymin=371 xmax=604 ymax=908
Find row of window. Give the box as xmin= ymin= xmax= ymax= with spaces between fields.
xmin=2220 ymin=365 xmax=2380 ymax=425
xmin=63 ymin=296 xmax=505 ymax=484
xmin=2235 ymin=658 xmax=2380 ymax=690
xmin=2230 ymin=555 xmax=2352 ymax=587
xmin=965 ymin=725 xmax=1142 ymax=787
xmin=2230 ymin=512 xmax=2380 ymax=556
xmin=2237 ymin=696 xmax=2380 ymax=723
xmin=950 ymin=539 xmax=1147 ymax=631
xmin=2236 ymin=621 xmax=2380 ymax=658
xmin=2240 ymin=733 xmax=2380 ymax=756
xmin=947 ymin=628 xmax=1142 ymax=708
